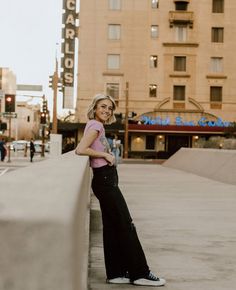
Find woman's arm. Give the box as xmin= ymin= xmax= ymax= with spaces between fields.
xmin=75 ymin=129 xmax=115 ymax=165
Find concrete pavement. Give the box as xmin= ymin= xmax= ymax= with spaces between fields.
xmin=89 ymin=163 xmax=236 ymax=290
xmin=0 ymin=151 xmax=49 ymax=168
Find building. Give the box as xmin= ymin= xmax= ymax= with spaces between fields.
xmin=0 ymin=67 xmax=42 ymax=141
xmin=75 ymin=0 xmax=236 ymax=158
xmin=0 ymin=67 xmax=16 ymax=112
xmin=14 ymin=101 xmax=41 ymax=140
xmin=0 ymin=68 xmax=17 ymax=136
xmin=1 ymin=99 xmax=41 ymax=141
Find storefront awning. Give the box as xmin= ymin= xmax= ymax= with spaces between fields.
xmin=128 ymin=124 xmax=228 ymax=134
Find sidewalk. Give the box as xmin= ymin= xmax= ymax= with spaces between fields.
xmin=0 ymin=151 xmax=49 ymax=168
xmin=89 ymin=163 xmax=236 ymax=290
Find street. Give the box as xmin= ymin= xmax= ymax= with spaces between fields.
xmin=0 ymin=150 xmax=49 ymax=176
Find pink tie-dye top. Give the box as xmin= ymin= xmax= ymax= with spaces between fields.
xmin=84 ymin=120 xmax=111 ymax=168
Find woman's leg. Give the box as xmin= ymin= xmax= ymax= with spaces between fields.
xmin=92 ymin=166 xmax=149 ymax=281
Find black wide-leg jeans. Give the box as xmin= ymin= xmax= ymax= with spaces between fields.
xmin=92 ymin=165 xmax=150 ymax=281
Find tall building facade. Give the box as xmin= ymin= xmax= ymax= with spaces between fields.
xmin=75 ymin=0 xmax=236 ymax=157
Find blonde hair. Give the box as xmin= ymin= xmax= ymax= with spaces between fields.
xmin=87 ymin=94 xmax=116 ymax=124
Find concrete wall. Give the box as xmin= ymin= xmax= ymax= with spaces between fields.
xmin=0 ymin=152 xmax=91 ymax=290
xmin=163 ymin=148 xmax=236 ymax=185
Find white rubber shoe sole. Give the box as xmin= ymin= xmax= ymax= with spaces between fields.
xmin=107 ymin=277 xmax=130 ymax=284
xmin=133 ymin=277 xmax=166 ymax=286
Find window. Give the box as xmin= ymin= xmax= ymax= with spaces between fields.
xmin=210 ymin=86 xmax=222 ymax=102
xmin=175 ymin=25 xmax=187 ymax=42
xmin=151 ymin=25 xmax=159 ymax=38
xmin=151 ymin=0 xmax=159 ymax=9
xmin=175 ymin=1 xmax=188 ymax=11
xmin=149 ymin=84 xmax=157 ymax=97
xmin=210 ymin=57 xmax=223 ymax=73
xmin=150 ymin=55 xmax=158 ymax=68
xmin=173 ymin=85 xmax=185 ymax=101
xmin=146 ymin=135 xmax=155 ymax=150
xmin=108 ymin=24 xmax=121 ymax=39
xmin=174 ymin=56 xmax=186 ymax=71
xmin=109 ymin=0 xmax=121 ymax=10
xmin=212 ymin=27 xmax=224 ymax=43
xmin=107 ymin=54 xmax=120 ymax=69
xmin=212 ymin=0 xmax=224 ymax=13
xmin=106 ymin=83 xmax=119 ymax=102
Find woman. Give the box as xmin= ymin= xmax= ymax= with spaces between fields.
xmin=112 ymin=134 xmax=121 ymax=166
xmin=75 ymin=94 xmax=165 ymax=287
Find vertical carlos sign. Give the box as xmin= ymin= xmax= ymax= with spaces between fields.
xmin=61 ymin=0 xmax=77 ymax=109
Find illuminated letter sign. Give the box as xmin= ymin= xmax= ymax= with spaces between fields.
xmin=61 ymin=0 xmax=77 ymax=108
xmin=141 ymin=115 xmax=231 ymax=127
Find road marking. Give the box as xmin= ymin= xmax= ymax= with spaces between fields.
xmin=0 ymin=168 xmax=9 ymax=176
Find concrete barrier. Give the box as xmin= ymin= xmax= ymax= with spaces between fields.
xmin=163 ymin=148 xmax=236 ymax=185
xmin=0 ymin=152 xmax=91 ymax=290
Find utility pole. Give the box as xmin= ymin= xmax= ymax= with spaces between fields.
xmin=41 ymin=94 xmax=46 ymax=157
xmin=7 ymin=116 xmax=11 ymax=163
xmin=50 ymin=58 xmax=59 ymax=134
xmin=4 ymin=94 xmax=16 ymax=163
xmin=41 ymin=124 xmax=45 ymax=157
xmin=124 ymin=82 xmax=129 ymax=159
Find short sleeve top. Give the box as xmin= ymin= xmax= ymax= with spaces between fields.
xmin=84 ymin=119 xmax=111 ymax=168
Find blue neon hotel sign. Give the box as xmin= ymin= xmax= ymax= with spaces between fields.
xmin=141 ymin=116 xmax=231 ymax=127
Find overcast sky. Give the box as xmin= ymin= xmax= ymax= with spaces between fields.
xmin=0 ymin=0 xmax=74 ymax=115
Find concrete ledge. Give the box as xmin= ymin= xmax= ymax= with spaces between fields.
xmin=0 ymin=152 xmax=91 ymax=290
xmin=163 ymin=148 xmax=236 ymax=185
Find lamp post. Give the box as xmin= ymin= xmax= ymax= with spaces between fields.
xmin=49 ymin=58 xmax=59 ymax=134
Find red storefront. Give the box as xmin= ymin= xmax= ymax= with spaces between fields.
xmin=127 ymin=123 xmax=232 ymax=159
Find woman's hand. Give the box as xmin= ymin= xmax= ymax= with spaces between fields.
xmin=104 ymin=153 xmax=115 ymax=166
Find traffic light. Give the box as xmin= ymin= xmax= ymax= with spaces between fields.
xmin=42 ymin=100 xmax=48 ymax=113
xmin=49 ymin=75 xmax=54 ymax=88
xmin=40 ymin=112 xmax=47 ymax=124
xmin=5 ymin=94 xmax=15 ymax=113
xmin=128 ymin=111 xmax=137 ymax=118
xmin=58 ymin=81 xmax=64 ymax=93
xmin=128 ymin=112 xmax=138 ymax=124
